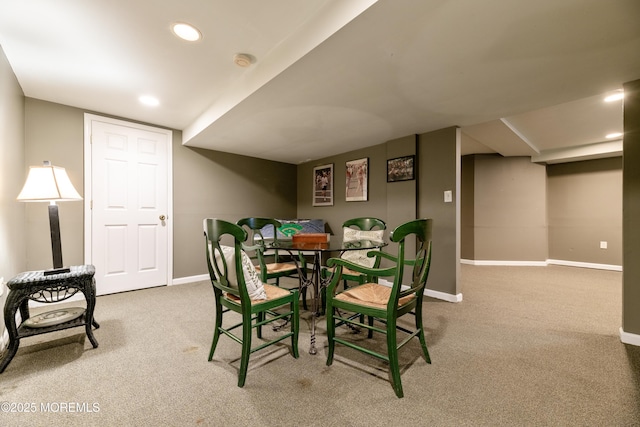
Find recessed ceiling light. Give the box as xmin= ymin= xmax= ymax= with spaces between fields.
xmin=606 ymin=132 xmax=623 ymax=139
xmin=172 ymin=22 xmax=202 ymax=42
xmin=604 ymin=91 xmax=624 ymax=102
xmin=139 ymin=95 xmax=159 ymax=107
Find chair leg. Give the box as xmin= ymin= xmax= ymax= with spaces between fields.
xmin=238 ymin=314 xmax=253 ymax=388
xmin=356 ymin=277 xmax=366 ymax=326
xmin=326 ymin=303 xmax=336 ymax=365
xmin=208 ymin=305 xmax=223 ymax=361
xmin=292 ymin=296 xmax=300 ymax=358
xmin=386 ymin=319 xmax=404 ymax=398
xmin=367 ymin=316 xmax=374 ymax=339
xmin=415 ymin=305 xmax=431 ymax=363
xmin=257 ymin=312 xmax=265 ymax=339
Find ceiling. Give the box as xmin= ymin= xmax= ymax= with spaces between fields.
xmin=1 ymin=0 xmax=639 ymax=165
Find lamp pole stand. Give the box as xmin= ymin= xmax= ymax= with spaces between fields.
xmin=46 ymin=203 xmax=70 ymax=276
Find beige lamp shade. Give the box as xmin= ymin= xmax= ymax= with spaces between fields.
xmin=17 ymin=161 xmax=82 ymax=202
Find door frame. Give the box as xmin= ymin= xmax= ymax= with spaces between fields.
xmin=83 ymin=113 xmax=174 ymax=287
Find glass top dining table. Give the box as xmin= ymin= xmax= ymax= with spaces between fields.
xmin=268 ymin=239 xmax=387 ymax=354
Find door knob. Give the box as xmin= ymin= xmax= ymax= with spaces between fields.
xmin=159 ymin=215 xmax=166 ymax=221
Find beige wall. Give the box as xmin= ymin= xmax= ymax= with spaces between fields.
xmin=0 ymin=45 xmax=26 ymax=335
xmin=461 ymin=154 xmax=622 ymax=266
xmin=173 ymin=146 xmax=297 ymax=278
xmin=21 ymin=99 xmax=297 ymax=280
xmin=24 ymin=99 xmax=86 ymax=271
xmin=460 ymin=155 xmax=475 ymax=259
xmin=623 ymin=78 xmax=640 ymax=337
xmin=417 ymin=127 xmax=460 ymax=296
xmin=297 ymin=128 xmax=460 ymax=298
xmin=385 ymin=135 xmax=417 ymax=239
xmin=463 ymin=155 xmax=548 ymax=262
xmin=297 ymin=143 xmax=389 ymax=239
xmin=548 ymin=158 xmax=622 ymax=265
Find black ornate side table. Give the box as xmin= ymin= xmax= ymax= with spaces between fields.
xmin=0 ymin=265 xmax=99 ymax=373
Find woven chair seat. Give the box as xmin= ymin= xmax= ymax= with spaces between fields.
xmin=255 ymin=262 xmax=297 ymax=274
xmin=324 ymin=265 xmax=363 ymax=277
xmin=335 ymin=282 xmax=415 ymax=309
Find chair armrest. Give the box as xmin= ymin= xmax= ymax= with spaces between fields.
xmin=325 ymin=257 xmax=395 ymax=295
xmin=371 ymin=251 xmax=399 ymax=263
xmin=326 ymin=257 xmax=395 ymax=278
xmin=241 ymin=243 xmax=264 ymax=252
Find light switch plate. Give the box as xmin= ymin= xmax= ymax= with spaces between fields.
xmin=444 ymin=190 xmax=452 ymax=203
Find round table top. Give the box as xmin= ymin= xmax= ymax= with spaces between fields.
xmin=268 ymin=239 xmax=387 ymax=253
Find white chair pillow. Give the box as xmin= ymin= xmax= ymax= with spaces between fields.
xmin=341 ymin=228 xmax=384 ymax=268
xmin=212 ymin=245 xmax=267 ymax=300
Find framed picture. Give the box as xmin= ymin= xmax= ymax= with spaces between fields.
xmin=313 ymin=163 xmax=334 ymax=206
xmin=387 ymin=155 xmax=415 ymax=182
xmin=345 ymin=157 xmax=368 ymax=202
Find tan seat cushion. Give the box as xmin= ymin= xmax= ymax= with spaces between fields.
xmin=325 ymin=265 xmax=364 ymax=277
xmin=335 ymin=282 xmax=415 ymax=309
xmin=255 ymin=262 xmax=297 ymax=274
xmin=225 ymin=283 xmax=292 ymax=305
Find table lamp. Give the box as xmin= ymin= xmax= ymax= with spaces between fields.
xmin=17 ymin=161 xmax=83 ymax=275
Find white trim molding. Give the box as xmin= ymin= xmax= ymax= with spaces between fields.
xmin=378 ymin=279 xmax=462 ymax=303
xmin=461 ymin=258 xmax=622 ymax=272
xmin=425 ymin=288 xmax=463 ymax=303
xmin=461 ymin=259 xmax=547 ymax=267
xmin=620 ymin=327 xmax=640 ymax=347
xmin=547 ymin=259 xmax=622 ymax=271
xmin=172 ymin=274 xmax=209 ymax=286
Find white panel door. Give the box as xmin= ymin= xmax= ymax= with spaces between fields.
xmin=86 ymin=116 xmax=171 ymax=295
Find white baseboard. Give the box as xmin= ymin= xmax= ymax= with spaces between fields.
xmin=378 ymin=279 xmax=462 ymax=303
xmin=620 ymin=327 xmax=640 ymax=347
xmin=461 ymin=258 xmax=622 ymax=271
xmin=171 ymin=274 xmax=209 ymax=286
xmin=461 ymin=259 xmax=547 ymax=267
xmin=425 ymin=288 xmax=463 ymax=303
xmin=547 ymin=259 xmax=622 ymax=271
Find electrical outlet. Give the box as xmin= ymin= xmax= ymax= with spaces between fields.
xmin=600 ymin=241 xmax=608 ymax=249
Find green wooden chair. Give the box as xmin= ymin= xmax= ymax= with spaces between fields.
xmin=204 ymin=218 xmax=299 ymax=387
xmin=237 ymin=217 xmax=304 ymax=287
xmin=325 ymin=218 xmax=433 ymax=398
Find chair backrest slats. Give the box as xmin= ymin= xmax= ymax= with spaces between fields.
xmin=388 ymin=218 xmax=433 ymax=310
xmin=204 ymin=218 xmax=250 ymax=301
xmin=342 ymin=217 xmax=386 ymax=232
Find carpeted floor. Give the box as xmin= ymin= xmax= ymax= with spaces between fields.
xmin=0 ymin=264 xmax=638 ymax=426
